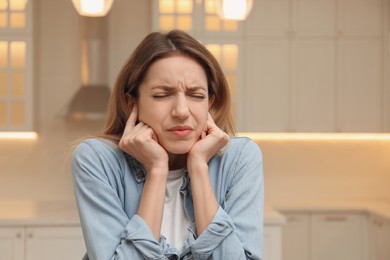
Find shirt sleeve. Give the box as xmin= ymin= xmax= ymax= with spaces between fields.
xmin=72 ymin=141 xmax=177 ymax=260
xmin=188 ymin=139 xmax=264 ymax=260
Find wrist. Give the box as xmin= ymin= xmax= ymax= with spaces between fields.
xmin=146 ymin=166 xmax=169 ymax=179
xmin=187 ymin=161 xmax=208 ymax=179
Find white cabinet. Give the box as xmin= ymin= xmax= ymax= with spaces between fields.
xmin=0 ymin=227 xmax=24 ymax=260
xmin=0 ymin=0 xmax=34 ymax=132
xmin=282 ymin=212 xmax=368 ymax=260
xmin=282 ymin=214 xmax=310 ymax=260
xmin=311 ymin=213 xmax=367 ymax=260
xmin=369 ymin=214 xmax=390 ymax=260
xmin=242 ymin=0 xmax=386 ymax=132
xmin=292 ymin=0 xmax=337 ymax=37
xmin=0 ymin=225 xmax=85 ymax=260
xmin=25 ymin=226 xmax=85 ymax=260
xmin=291 ymin=39 xmax=336 ymax=132
xmin=264 ymin=225 xmax=283 ymax=260
xmin=337 ymin=39 xmax=383 ymax=132
xmin=244 ymin=39 xmax=290 ymax=132
xmin=244 ymin=0 xmax=289 ymax=37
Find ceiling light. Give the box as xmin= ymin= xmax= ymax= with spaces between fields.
xmin=215 ymin=0 xmax=253 ymax=21
xmin=71 ymin=0 xmax=113 ymax=17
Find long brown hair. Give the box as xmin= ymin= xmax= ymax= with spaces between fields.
xmin=102 ymin=30 xmax=235 ymax=142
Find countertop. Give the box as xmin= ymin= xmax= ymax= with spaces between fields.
xmin=2 ymin=199 xmax=389 ymax=227
xmin=270 ymin=200 xmax=390 ymax=220
xmin=0 ymin=200 xmax=286 ymax=226
xmin=0 ymin=200 xmax=80 ymax=226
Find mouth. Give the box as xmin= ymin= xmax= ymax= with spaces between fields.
xmin=168 ymin=126 xmax=194 ymax=137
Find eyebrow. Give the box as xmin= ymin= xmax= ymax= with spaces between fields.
xmin=150 ymin=85 xmax=207 ymax=92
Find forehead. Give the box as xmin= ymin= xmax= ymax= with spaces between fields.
xmin=142 ymin=54 xmax=208 ymax=86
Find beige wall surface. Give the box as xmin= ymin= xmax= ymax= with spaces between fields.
xmin=256 ymin=139 xmax=390 ymax=204
xmin=0 ymin=0 xmax=389 ymax=204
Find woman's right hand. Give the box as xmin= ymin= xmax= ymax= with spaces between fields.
xmin=119 ymin=104 xmax=169 ymax=173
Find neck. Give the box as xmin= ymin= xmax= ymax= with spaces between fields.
xmin=168 ymin=153 xmax=187 ymax=170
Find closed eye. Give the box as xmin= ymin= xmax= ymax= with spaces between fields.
xmin=152 ymin=93 xmax=169 ymax=99
xmin=152 ymin=91 xmax=172 ymax=99
xmin=187 ymin=88 xmax=207 ymax=100
xmin=189 ymin=93 xmax=206 ymax=100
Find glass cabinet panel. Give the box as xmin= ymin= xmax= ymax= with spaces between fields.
xmin=0 ymin=0 xmax=32 ymax=131
xmin=157 ymin=0 xmax=194 ymax=32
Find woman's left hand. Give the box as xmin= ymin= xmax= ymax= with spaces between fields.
xmin=187 ymin=113 xmax=229 ymax=167
xmin=187 ymin=113 xmax=228 ymax=235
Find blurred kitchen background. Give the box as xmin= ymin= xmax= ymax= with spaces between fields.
xmin=0 ymin=0 xmax=390 ymax=259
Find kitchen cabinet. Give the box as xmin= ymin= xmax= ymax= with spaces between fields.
xmin=0 ymin=227 xmax=24 ymax=260
xmin=243 ymin=0 xmax=386 ymax=132
xmin=152 ymin=0 xmax=387 ymax=132
xmin=311 ymin=213 xmax=367 ymax=260
xmin=369 ymin=214 xmax=390 ymax=260
xmin=0 ymin=225 xmax=85 ymax=260
xmin=264 ymin=225 xmax=283 ymax=260
xmin=282 ymin=213 xmax=310 ymax=260
xmin=0 ymin=0 xmax=34 ymax=132
xmin=282 ymin=212 xmax=368 ymax=260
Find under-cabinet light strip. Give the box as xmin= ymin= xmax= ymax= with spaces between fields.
xmin=0 ymin=132 xmax=38 ymax=139
xmin=238 ymin=132 xmax=390 ymax=141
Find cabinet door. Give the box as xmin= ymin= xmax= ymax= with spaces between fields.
xmin=291 ymin=39 xmax=336 ymax=132
xmin=292 ymin=0 xmax=337 ymax=37
xmin=338 ymin=39 xmax=383 ymax=132
xmin=264 ymin=225 xmax=283 ymax=260
xmin=339 ymin=0 xmax=383 ymax=37
xmin=244 ymin=0 xmax=289 ymax=37
xmin=282 ymin=213 xmax=310 ymax=260
xmin=244 ymin=39 xmax=290 ymax=132
xmin=369 ymin=214 xmax=390 ymax=260
xmin=25 ymin=226 xmax=85 ymax=260
xmin=0 ymin=227 xmax=24 ymax=260
xmin=311 ymin=213 xmax=367 ymax=260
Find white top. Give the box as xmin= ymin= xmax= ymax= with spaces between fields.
xmin=161 ymin=168 xmax=191 ymax=252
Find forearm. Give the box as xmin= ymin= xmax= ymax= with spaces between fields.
xmin=188 ymin=162 xmax=219 ymax=236
xmin=190 ymin=206 xmax=263 ymax=260
xmin=137 ymin=168 xmax=168 ymax=240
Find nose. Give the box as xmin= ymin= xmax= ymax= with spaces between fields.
xmin=172 ymin=94 xmax=190 ymax=119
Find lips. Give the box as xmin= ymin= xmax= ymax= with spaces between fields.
xmin=168 ymin=125 xmax=193 ymax=137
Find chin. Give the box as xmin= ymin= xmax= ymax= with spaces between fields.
xmin=162 ymin=141 xmax=194 ymax=155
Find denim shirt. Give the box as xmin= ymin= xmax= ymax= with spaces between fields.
xmin=72 ymin=137 xmax=264 ymax=260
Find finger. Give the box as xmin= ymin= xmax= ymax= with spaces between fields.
xmin=207 ymin=112 xmax=217 ymax=125
xmin=125 ymin=104 xmax=138 ymax=128
xmin=205 ymin=113 xmax=218 ymax=133
xmin=151 ymin=131 xmax=159 ymax=142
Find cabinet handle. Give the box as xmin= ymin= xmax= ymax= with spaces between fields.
xmin=374 ymin=219 xmax=383 ymax=227
xmin=287 ymin=216 xmax=296 ymax=222
xmin=325 ymin=216 xmax=348 ymax=222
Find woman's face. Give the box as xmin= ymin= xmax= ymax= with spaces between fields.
xmin=137 ymin=54 xmax=210 ymax=155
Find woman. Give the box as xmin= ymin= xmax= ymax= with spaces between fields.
xmin=72 ymin=30 xmax=264 ymax=260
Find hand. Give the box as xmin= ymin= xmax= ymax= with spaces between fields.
xmin=118 ymin=105 xmax=169 ymax=173
xmin=187 ymin=113 xmax=229 ymax=167
xmin=186 ymin=113 xmax=226 ymax=235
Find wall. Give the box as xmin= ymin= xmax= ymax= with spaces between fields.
xmin=256 ymin=139 xmax=390 ymax=204
xmin=0 ymin=0 xmax=389 ymax=205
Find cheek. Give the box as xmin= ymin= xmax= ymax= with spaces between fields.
xmin=137 ymin=103 xmax=163 ymax=131
xmin=195 ymin=106 xmax=209 ymax=130
xmin=137 ymin=102 xmax=152 ymax=124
